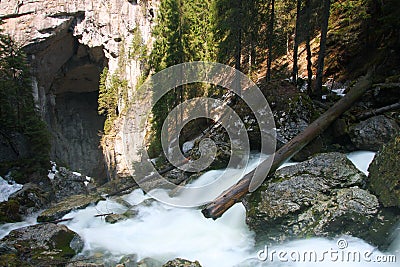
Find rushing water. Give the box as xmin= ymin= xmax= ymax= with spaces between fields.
xmin=0 ymin=176 xmax=23 ymax=203
xmin=0 ymin=151 xmax=398 ymax=266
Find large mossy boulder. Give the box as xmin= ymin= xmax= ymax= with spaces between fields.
xmin=0 ymin=223 xmax=83 ymax=266
xmin=368 ymin=134 xmax=400 ymax=208
xmin=244 ymin=152 xmax=382 ymax=243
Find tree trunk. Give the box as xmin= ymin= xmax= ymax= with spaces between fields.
xmin=305 ymin=0 xmax=313 ymax=94
xmin=266 ymin=0 xmax=275 ymax=81
xmin=314 ymin=0 xmax=331 ymax=97
xmin=357 ymin=102 xmax=400 ymax=120
xmin=202 ymin=73 xmax=372 ymax=220
xmin=235 ymin=0 xmax=242 ymax=72
xmin=292 ymin=0 xmax=302 ymax=83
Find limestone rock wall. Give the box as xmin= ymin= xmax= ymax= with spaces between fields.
xmin=0 ymin=0 xmax=157 ymax=180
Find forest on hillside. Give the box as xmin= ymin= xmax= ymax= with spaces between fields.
xmin=144 ymin=0 xmax=400 ymax=155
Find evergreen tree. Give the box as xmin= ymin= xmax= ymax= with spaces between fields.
xmin=183 ymin=0 xmax=216 ymax=62
xmin=149 ymin=0 xmax=186 ymax=153
xmin=0 ymin=26 xmax=50 ymax=170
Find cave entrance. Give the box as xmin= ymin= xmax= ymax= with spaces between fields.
xmin=48 ymin=43 xmax=108 ymax=184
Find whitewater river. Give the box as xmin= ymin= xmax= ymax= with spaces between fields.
xmin=0 ymin=151 xmax=398 ymax=266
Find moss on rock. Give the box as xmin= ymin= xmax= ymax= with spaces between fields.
xmin=368 ymin=134 xmax=400 ymax=208
xmin=0 ymin=223 xmax=83 ymax=266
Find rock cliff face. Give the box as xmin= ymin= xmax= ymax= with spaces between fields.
xmin=0 ymin=0 xmax=157 ymax=181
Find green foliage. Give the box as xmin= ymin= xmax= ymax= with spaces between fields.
xmin=98 ymin=67 xmax=129 ymax=135
xmin=150 ymin=0 xmax=185 ymax=72
xmin=129 ymin=27 xmax=148 ymax=61
xmin=182 ymin=0 xmax=217 ymax=62
xmin=0 ymin=27 xmax=50 ymax=170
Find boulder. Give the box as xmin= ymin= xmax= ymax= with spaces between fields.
xmin=244 ymin=152 xmax=381 ymax=243
xmin=0 ymin=223 xmax=83 ymax=266
xmin=162 ymin=258 xmax=202 ymax=267
xmin=350 ymin=115 xmax=399 ymax=151
xmin=38 ymin=194 xmax=104 ymax=222
xmin=52 ymin=167 xmax=90 ymax=202
xmin=0 ymin=183 xmax=50 ymax=223
xmin=105 ymin=207 xmax=139 ymax=224
xmin=368 ymin=134 xmax=400 ymax=208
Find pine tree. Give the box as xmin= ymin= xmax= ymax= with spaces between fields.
xmin=149 ymin=0 xmax=186 ymax=153
xmin=0 ymin=26 xmax=50 ymax=169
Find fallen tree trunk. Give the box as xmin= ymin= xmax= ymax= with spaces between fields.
xmin=357 ymin=101 xmax=400 ymax=120
xmin=201 ymin=74 xmax=372 ymax=220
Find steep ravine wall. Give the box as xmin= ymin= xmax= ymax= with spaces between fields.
xmin=0 ymin=0 xmax=157 ymax=182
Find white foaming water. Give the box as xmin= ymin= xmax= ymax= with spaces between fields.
xmin=59 ymin=151 xmax=398 ymax=266
xmin=63 ymin=194 xmax=255 ymax=266
xmin=0 ymin=214 xmax=38 ymax=239
xmin=0 ymin=176 xmax=23 ymax=203
xmin=149 ymin=154 xmax=267 ymax=207
xmin=0 ymin=151 xmax=398 ymax=266
xmin=347 ymin=151 xmax=376 ymax=175
xmin=250 ymin=235 xmax=399 ymax=267
xmin=62 ymin=156 xmax=265 ymax=266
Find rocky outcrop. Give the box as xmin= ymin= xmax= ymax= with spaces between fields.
xmin=51 ymin=167 xmax=90 ymax=202
xmin=368 ymin=134 xmax=400 ymax=208
xmin=37 ymin=194 xmax=104 ymax=222
xmin=162 ymin=258 xmax=202 ymax=267
xmin=0 ymin=223 xmax=83 ymax=266
xmin=0 ymin=132 xmax=29 ymax=163
xmin=350 ymin=115 xmax=399 ymax=151
xmin=244 ymin=152 xmax=382 ymax=243
xmin=0 ymin=0 xmax=157 ymax=180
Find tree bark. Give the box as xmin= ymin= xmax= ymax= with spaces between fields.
xmin=305 ymin=0 xmax=313 ymax=94
xmin=202 ymin=74 xmax=372 ymax=220
xmin=314 ymin=0 xmax=331 ymax=97
xmin=266 ymin=0 xmax=275 ymax=81
xmin=292 ymin=0 xmax=302 ymax=83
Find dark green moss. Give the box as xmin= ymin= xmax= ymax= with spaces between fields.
xmin=0 ymin=199 xmax=21 ymax=223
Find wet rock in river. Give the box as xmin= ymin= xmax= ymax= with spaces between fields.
xmin=0 ymin=223 xmax=83 ymax=266
xmin=368 ymin=134 xmax=400 ymax=208
xmin=37 ymin=194 xmax=104 ymax=222
xmin=162 ymin=258 xmax=202 ymax=267
xmin=0 ymin=183 xmax=50 ymax=223
xmin=244 ymin=152 xmax=382 ymax=244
